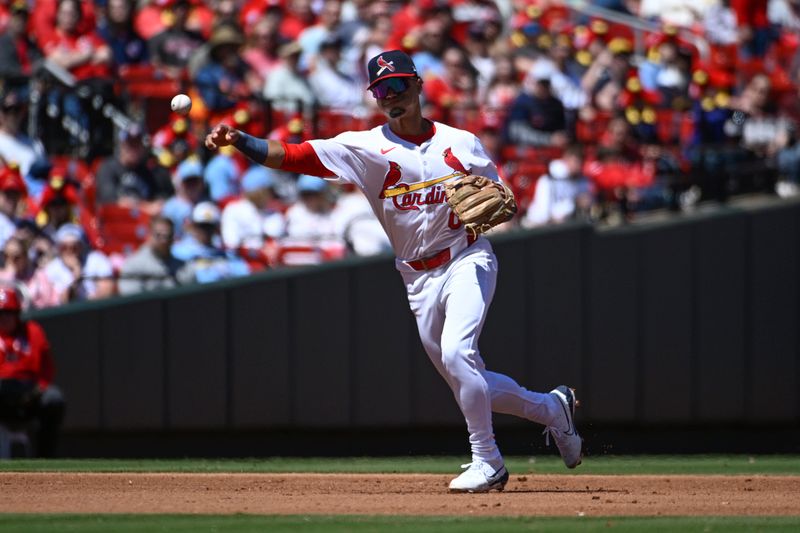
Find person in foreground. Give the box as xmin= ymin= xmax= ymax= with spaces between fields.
xmin=0 ymin=285 xmax=65 ymax=457
xmin=205 ymin=50 xmax=582 ymax=493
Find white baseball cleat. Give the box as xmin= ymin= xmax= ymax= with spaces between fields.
xmin=448 ymin=461 xmax=509 ymax=493
xmin=543 ymin=385 xmax=583 ymax=469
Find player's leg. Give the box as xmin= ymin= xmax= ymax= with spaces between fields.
xmin=445 ymin=242 xmax=582 ymax=468
xmin=483 ymin=371 xmax=583 ymax=468
xmin=483 ymin=371 xmax=561 ymax=425
xmin=439 ymin=253 xmax=502 ymax=470
xmin=403 ymin=259 xmax=507 ymax=492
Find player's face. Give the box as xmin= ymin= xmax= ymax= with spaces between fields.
xmin=371 ymin=77 xmax=421 ymax=120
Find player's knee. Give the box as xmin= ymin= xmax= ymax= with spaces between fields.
xmin=440 ymin=339 xmax=472 ymax=373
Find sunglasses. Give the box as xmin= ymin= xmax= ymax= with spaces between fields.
xmin=370 ymin=77 xmax=411 ymax=99
xmin=152 ymin=231 xmax=174 ymax=241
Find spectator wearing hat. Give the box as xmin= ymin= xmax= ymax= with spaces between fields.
xmin=148 ymin=0 xmax=205 ymax=76
xmin=263 ymin=40 xmax=317 ymax=113
xmin=0 ymin=1 xmax=42 ymax=79
xmin=0 ymin=285 xmax=66 ymax=457
xmin=0 ymin=165 xmax=28 ymax=250
xmin=97 ymin=0 xmax=149 ymax=68
xmin=221 ymin=166 xmax=285 ymax=258
xmin=0 ymin=90 xmax=47 ymax=179
xmin=95 ymin=124 xmax=174 ymax=215
xmin=36 ymin=170 xmax=82 ymax=242
xmin=284 ymin=174 xmax=339 ymax=241
xmin=504 ymin=60 xmax=568 ymax=147
xmin=44 ymin=223 xmax=115 ymax=303
xmin=283 ymin=174 xmax=346 ymax=264
xmin=118 ymin=216 xmax=194 ymax=296
xmin=308 ymin=35 xmax=365 ymax=112
xmin=0 ymin=236 xmax=59 ymax=309
xmin=194 ymin=24 xmax=254 ymax=114
xmin=172 ymin=202 xmax=250 ymax=283
xmin=161 ymin=157 xmax=207 ymax=239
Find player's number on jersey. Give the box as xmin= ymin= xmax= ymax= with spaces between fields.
xmin=448 ymin=212 xmax=462 ymax=230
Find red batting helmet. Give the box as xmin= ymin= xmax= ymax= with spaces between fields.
xmin=0 ymin=286 xmax=22 ymax=311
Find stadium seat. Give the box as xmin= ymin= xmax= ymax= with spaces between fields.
xmin=96 ymin=205 xmax=151 ymax=256
xmin=276 ymin=241 xmax=347 ymax=266
xmin=117 ymin=64 xmax=183 ymax=99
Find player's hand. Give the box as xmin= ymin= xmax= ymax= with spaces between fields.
xmin=205 ymin=124 xmax=240 ymax=151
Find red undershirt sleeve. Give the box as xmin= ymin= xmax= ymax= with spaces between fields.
xmin=278 ymin=141 xmax=336 ymax=177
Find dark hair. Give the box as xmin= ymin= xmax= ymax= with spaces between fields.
xmin=563 ymin=144 xmax=584 ymax=159
xmin=58 ymin=0 xmax=83 ymax=22
xmin=149 ymin=216 xmax=174 ymax=231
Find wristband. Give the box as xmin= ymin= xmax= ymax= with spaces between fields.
xmin=233 ymin=131 xmax=269 ymax=164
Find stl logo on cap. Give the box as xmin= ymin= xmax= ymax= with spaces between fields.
xmin=376 ymin=56 xmax=396 ymax=76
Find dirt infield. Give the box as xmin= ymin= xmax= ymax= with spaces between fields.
xmin=2 ymin=473 xmax=799 ymax=516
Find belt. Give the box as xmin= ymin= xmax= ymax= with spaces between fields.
xmin=405 ymin=234 xmax=477 ymax=272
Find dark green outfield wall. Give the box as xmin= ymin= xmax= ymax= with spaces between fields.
xmin=28 ymin=198 xmax=800 ymax=441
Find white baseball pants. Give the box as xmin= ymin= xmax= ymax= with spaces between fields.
xmin=402 ymin=238 xmax=563 ymax=466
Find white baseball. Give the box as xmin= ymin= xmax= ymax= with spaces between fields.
xmin=171 ymin=93 xmax=192 ymax=115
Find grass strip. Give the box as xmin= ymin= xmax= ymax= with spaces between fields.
xmin=1 ymin=455 xmax=799 ymax=475
xmin=1 ymin=515 xmax=799 ymax=533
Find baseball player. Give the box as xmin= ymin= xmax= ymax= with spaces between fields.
xmin=205 ymin=50 xmax=582 ymax=493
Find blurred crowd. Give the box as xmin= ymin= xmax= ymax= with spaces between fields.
xmin=0 ymin=0 xmax=800 ymax=309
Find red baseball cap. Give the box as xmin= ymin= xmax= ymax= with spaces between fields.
xmin=0 ymin=286 xmax=22 ymax=312
xmin=0 ymin=165 xmax=27 ymax=196
xmin=40 ymin=170 xmax=81 ymax=208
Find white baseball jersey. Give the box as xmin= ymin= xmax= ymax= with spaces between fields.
xmin=307 ymin=120 xmax=568 ymax=471
xmin=309 ymin=122 xmax=500 ymax=265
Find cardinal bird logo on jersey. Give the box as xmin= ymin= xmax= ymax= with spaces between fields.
xmin=379 ymin=161 xmax=408 ymax=199
xmin=443 ymin=147 xmax=469 ymax=175
xmin=376 ymin=56 xmax=396 ymax=76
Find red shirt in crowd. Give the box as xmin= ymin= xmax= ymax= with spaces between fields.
xmin=43 ymin=28 xmax=111 ymax=80
xmin=0 ymin=320 xmax=54 ymax=390
xmin=0 ymin=5 xmax=9 ymax=34
xmin=30 ymin=0 xmax=97 ymax=47
xmin=730 ymin=0 xmax=769 ymax=30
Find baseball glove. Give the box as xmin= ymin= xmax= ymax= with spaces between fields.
xmin=445 ymin=175 xmax=517 ymax=235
